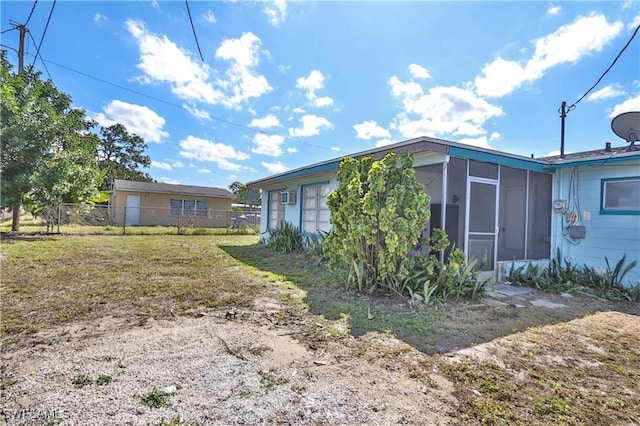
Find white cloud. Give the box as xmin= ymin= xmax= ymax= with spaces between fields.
xmin=93 ymin=100 xmax=168 ymax=143
xmin=251 ymin=133 xmax=285 ymax=157
xmin=183 ymin=104 xmax=211 ymax=120
xmin=489 ymin=132 xmax=501 ymax=141
xmin=263 ymin=0 xmax=287 ymax=26
xmin=203 ymin=10 xmax=217 ymax=24
xmin=94 ymin=14 xmax=107 ymax=24
xmin=353 ymin=120 xmax=391 ymax=140
xmin=408 ymin=64 xmax=431 ymax=79
xmin=608 ymin=94 xmax=640 ymax=118
xmin=214 ymin=32 xmax=273 ymax=107
xmin=296 ymin=70 xmax=334 ymax=107
xmin=547 ymin=5 xmax=561 ymax=16
xmin=288 ymin=114 xmax=333 ymax=137
xmin=261 ymin=161 xmax=288 ymax=174
xmin=474 ymin=14 xmax=624 ymax=97
xmin=456 ymin=136 xmax=492 ymax=149
xmin=389 ymin=76 xmax=423 ymax=99
xmin=375 ymin=139 xmax=396 ymax=148
xmin=171 ymin=160 xmax=185 ymax=168
xmin=198 ymin=168 xmax=211 ymax=174
xmin=314 ymin=96 xmax=334 ymax=107
xmin=179 ymin=135 xmax=249 ymax=171
xmin=249 ymin=114 xmax=281 ymax=129
xmin=150 ymin=0 xmax=159 ymax=9
xmin=629 ymin=15 xmax=640 ymax=29
xmin=151 ymin=161 xmax=172 ymax=171
xmin=389 ymin=77 xmax=503 ymax=140
xmin=587 ymin=84 xmax=627 ymax=102
xmin=278 ymin=64 xmax=291 ymax=73
xmin=287 ymin=147 xmax=298 ymax=153
xmin=293 ymin=107 xmax=305 ymax=114
xmin=127 ymin=21 xmax=271 ymax=109
xmin=473 ymin=59 xmax=527 ymax=99
xmin=330 ymin=147 xmax=341 ymax=152
xmin=159 ymin=177 xmax=179 ymax=184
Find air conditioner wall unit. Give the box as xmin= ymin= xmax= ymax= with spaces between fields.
xmin=280 ymin=190 xmax=297 ymax=205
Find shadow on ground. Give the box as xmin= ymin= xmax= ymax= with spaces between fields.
xmin=220 ymin=243 xmax=640 ymax=354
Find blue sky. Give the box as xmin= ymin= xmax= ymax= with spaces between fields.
xmin=1 ymin=1 xmax=639 ymax=189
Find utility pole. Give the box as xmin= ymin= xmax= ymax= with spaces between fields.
xmin=17 ymin=24 xmax=26 ymax=72
xmin=559 ymin=101 xmax=567 ymax=159
xmin=9 ymin=22 xmax=28 ymax=232
xmin=8 ymin=21 xmax=27 ymax=72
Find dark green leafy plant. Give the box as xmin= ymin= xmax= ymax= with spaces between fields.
xmin=139 ymin=388 xmax=172 ymax=409
xmin=506 ymin=251 xmax=639 ymax=302
xmin=267 ymin=221 xmax=303 ymax=254
xmin=71 ymin=374 xmax=93 ymax=388
xmin=324 ymin=153 xmax=430 ymax=293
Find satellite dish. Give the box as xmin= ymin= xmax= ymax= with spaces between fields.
xmin=611 ymin=111 xmax=640 ymax=151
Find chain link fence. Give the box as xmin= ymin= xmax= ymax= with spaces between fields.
xmin=35 ymin=204 xmax=261 ymax=234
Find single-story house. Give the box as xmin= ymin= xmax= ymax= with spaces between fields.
xmin=546 ymin=146 xmax=640 ymax=284
xmin=109 ymin=179 xmax=234 ymax=227
xmin=247 ymin=135 xmax=640 ymax=285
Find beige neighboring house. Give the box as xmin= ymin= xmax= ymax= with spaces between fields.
xmin=110 ymin=179 xmax=234 ymax=227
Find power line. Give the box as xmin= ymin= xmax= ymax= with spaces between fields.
xmin=31 ymin=0 xmax=56 ymax=68
xmin=0 ymin=43 xmax=19 ymax=54
xmin=185 ymin=0 xmax=204 ymax=62
xmin=23 ymin=54 xmax=343 ymax=154
xmin=568 ymin=23 xmax=640 ymax=112
xmin=24 ymin=0 xmax=38 ymax=26
xmin=27 ymin=30 xmax=52 ymax=81
xmin=1 ymin=28 xmax=16 ymax=34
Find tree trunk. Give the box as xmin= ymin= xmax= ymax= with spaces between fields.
xmin=11 ymin=203 xmax=21 ymax=232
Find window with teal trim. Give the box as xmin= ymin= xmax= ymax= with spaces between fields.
xmin=601 ymin=177 xmax=640 ymax=214
xmin=302 ymin=183 xmax=331 ymax=233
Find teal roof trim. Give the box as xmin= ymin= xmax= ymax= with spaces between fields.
xmin=267 ymin=161 xmax=340 ymax=183
xmin=546 ymin=154 xmax=640 ymax=169
xmin=448 ymin=146 xmax=550 ymax=173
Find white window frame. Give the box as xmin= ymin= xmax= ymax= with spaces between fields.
xmin=302 ymin=182 xmax=331 ymax=233
xmin=268 ymin=190 xmax=285 ymax=229
xmin=170 ymin=199 xmax=209 ymax=217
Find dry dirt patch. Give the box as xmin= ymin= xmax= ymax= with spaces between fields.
xmin=439 ymin=311 xmax=640 ymax=425
xmin=2 ymin=302 xmax=639 ymax=425
xmin=0 ymin=299 xmax=455 ymax=425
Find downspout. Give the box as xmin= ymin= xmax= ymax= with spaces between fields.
xmin=440 ymin=155 xmax=450 ymax=262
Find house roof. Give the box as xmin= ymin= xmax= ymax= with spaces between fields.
xmin=246 ymin=135 xmax=549 ymax=188
xmin=541 ymin=144 xmax=640 ymax=168
xmin=247 ymin=136 xmax=640 ymax=188
xmin=112 ymin=179 xmax=234 ymax=198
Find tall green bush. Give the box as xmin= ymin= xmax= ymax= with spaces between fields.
xmin=324 ymin=152 xmax=430 ymax=293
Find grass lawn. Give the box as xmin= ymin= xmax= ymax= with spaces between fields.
xmin=2 ymin=232 xmax=639 ymax=424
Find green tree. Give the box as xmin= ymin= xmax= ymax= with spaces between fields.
xmin=228 ymin=181 xmax=261 ymax=207
xmin=0 ymin=51 xmax=101 ymax=231
xmin=96 ymin=123 xmax=152 ymax=190
xmin=324 ymin=152 xmax=430 ymax=293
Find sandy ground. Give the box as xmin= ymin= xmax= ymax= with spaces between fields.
xmin=2 ymin=294 xmax=639 ymax=425
xmin=0 ymin=298 xmax=456 ymax=425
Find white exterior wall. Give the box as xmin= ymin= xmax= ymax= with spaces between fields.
xmin=551 ymin=159 xmax=640 ymax=286
xmin=257 ymin=152 xmax=448 ymax=241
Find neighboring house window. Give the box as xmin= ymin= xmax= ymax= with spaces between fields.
xmin=601 ymin=177 xmax=640 ymax=214
xmin=268 ymin=190 xmax=285 ymax=229
xmin=302 ymin=182 xmax=330 ymax=233
xmin=196 ymin=200 xmax=208 ymax=216
xmin=170 ymin=199 xmax=209 ymax=216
